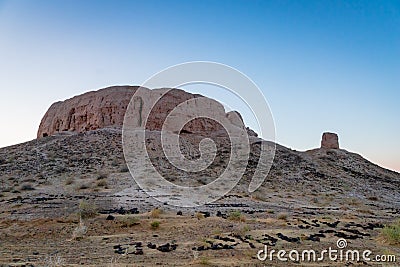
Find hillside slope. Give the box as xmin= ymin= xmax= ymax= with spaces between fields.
xmin=1 ymin=127 xmax=398 ymax=220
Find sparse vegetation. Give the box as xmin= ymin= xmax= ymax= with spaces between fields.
xmin=347 ymin=197 xmax=361 ymax=206
xmin=78 ymin=200 xmax=98 ymax=220
xmin=65 ymin=177 xmax=74 ymax=185
xmin=119 ymin=216 xmax=139 ymax=227
xmin=212 ymin=228 xmax=222 ymax=235
xmin=71 ymin=219 xmax=87 ymax=240
xmin=381 ymin=220 xmax=400 ymax=245
xmin=96 ymin=179 xmax=107 ymax=187
xmin=357 ymin=208 xmax=374 ymax=214
xmin=228 ymin=210 xmax=246 ymax=222
xmin=242 ymin=224 xmax=251 ymax=232
xmin=234 ymin=224 xmax=251 ymax=236
xmin=199 ymin=257 xmax=210 ymax=265
xmin=277 ymin=212 xmax=288 ymax=221
xmin=196 ymin=212 xmax=205 ymax=220
xmin=150 ymin=220 xmax=160 ymax=229
xmin=150 ymin=208 xmax=162 ymax=218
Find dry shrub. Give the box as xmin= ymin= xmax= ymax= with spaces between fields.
xmin=150 ymin=208 xmax=162 ymax=218
xmin=79 ymin=200 xmax=98 ymax=220
xmin=228 ymin=211 xmax=246 ymax=222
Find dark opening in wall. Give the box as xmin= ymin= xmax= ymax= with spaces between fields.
xmin=42 ymin=133 xmax=48 ymax=137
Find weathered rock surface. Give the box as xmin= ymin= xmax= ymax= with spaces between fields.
xmin=37 ymin=86 xmax=248 ymax=138
xmin=320 ymin=132 xmax=339 ymax=149
xmin=37 ymin=86 xmax=137 ymax=138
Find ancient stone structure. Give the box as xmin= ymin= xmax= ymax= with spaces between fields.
xmin=321 ymin=132 xmax=339 ymax=149
xmin=37 ymin=86 xmax=137 ymax=138
xmin=37 ymin=86 xmax=248 ymax=138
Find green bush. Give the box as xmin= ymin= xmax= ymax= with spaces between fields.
xmin=381 ymin=220 xmax=400 ymax=245
xmin=150 ymin=220 xmax=160 ymax=229
xmin=79 ymin=200 xmax=98 ymax=220
xmin=228 ymin=211 xmax=246 ymax=222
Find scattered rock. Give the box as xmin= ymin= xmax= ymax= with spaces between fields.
xmin=101 ymin=207 xmax=139 ymax=215
xmin=134 ymin=248 xmax=143 ymax=255
xmin=307 ymin=233 xmax=326 ymax=242
xmin=156 ymin=243 xmax=177 ymax=252
xmin=256 ymin=234 xmax=278 ymax=246
xmin=147 ymin=242 xmax=156 ymax=249
xmin=321 ymin=221 xmax=340 ymax=228
xmin=216 ymin=211 xmax=227 ymax=219
xmin=214 ymin=236 xmax=235 ymax=242
xmin=106 ymin=214 xmax=115 ymax=220
xmin=199 ymin=211 xmax=210 ymax=218
xmin=277 ymin=233 xmax=300 ymax=243
xmin=113 ymin=244 xmax=126 ymax=254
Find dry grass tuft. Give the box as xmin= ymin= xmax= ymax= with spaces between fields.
xmin=277 ymin=213 xmax=288 ymax=221
xmin=150 ymin=208 xmax=162 ymax=218
xmin=228 ymin=211 xmax=246 ymax=222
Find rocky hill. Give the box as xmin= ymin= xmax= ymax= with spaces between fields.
xmin=0 ymin=86 xmax=399 ymax=266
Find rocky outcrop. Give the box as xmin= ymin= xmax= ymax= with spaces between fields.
xmin=321 ymin=132 xmax=339 ymax=149
xmin=37 ymin=86 xmax=138 ymax=138
xmin=37 ymin=86 xmax=249 ymax=138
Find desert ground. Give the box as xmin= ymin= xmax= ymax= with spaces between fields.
xmin=1 ymin=127 xmax=399 ymax=266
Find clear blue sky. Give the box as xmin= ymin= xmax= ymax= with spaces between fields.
xmin=0 ymin=0 xmax=399 ymax=171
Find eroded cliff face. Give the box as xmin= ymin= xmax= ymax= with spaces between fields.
xmin=37 ymin=86 xmax=138 ymax=138
xmin=37 ymin=86 xmax=247 ymax=138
